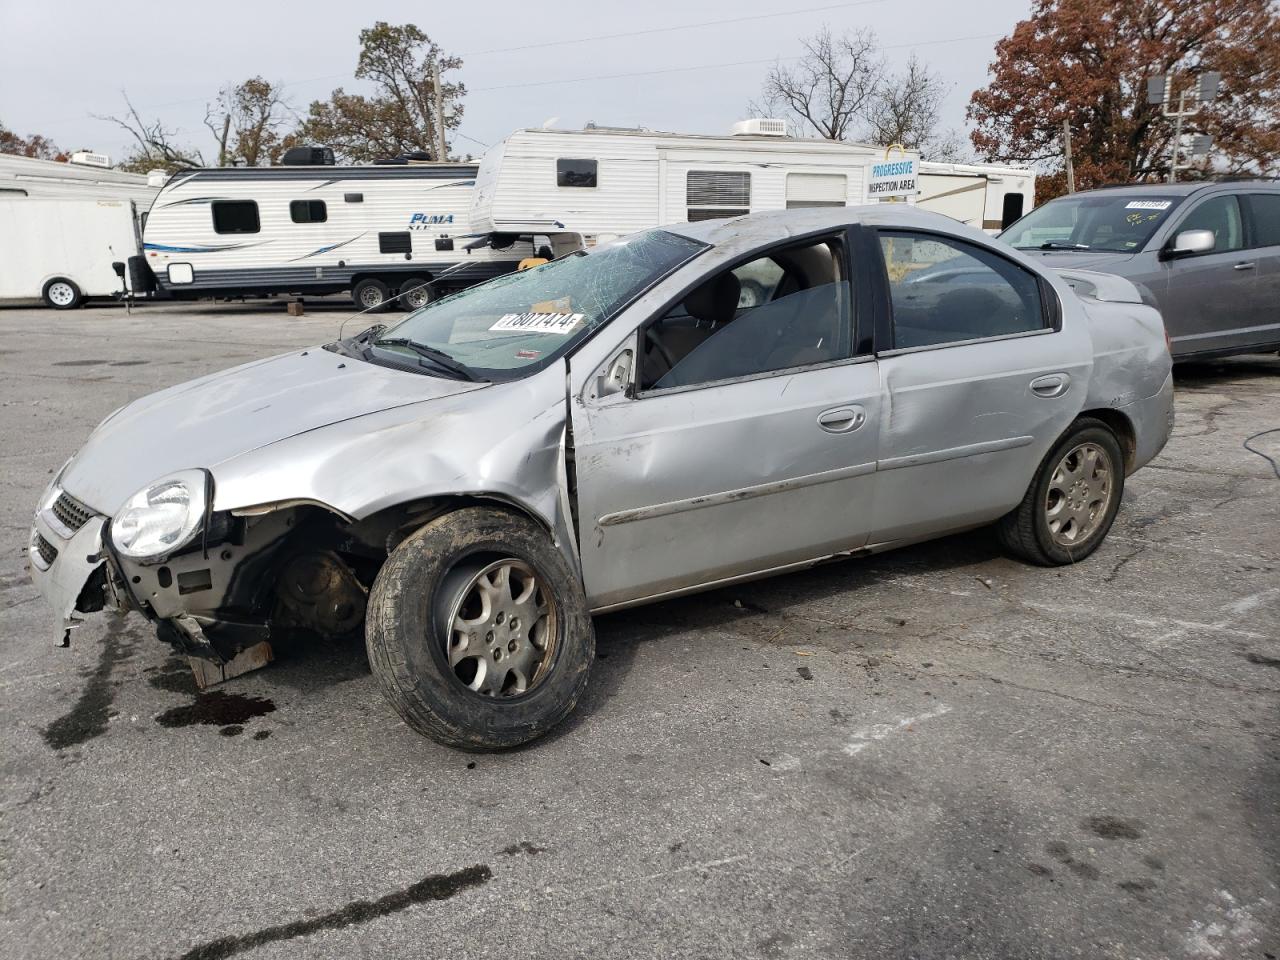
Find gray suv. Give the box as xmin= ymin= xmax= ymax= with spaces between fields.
xmin=1001 ymin=181 xmax=1280 ymax=360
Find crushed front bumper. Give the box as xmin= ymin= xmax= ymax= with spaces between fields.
xmin=28 ymin=485 xmax=122 ymax=638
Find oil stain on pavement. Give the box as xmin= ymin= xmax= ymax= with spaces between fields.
xmin=171 ymin=864 xmax=492 ymax=960
xmin=155 ymin=691 xmax=276 ymax=732
xmin=42 ymin=616 xmax=139 ymax=751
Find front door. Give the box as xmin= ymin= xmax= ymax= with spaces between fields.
xmin=570 ymin=232 xmax=881 ymax=610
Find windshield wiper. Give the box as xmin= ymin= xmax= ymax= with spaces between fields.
xmin=373 ymin=338 xmax=480 ymax=381
xmin=1039 ymin=241 xmax=1091 ymax=250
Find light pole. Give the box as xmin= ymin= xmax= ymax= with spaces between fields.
xmin=1147 ymin=72 xmax=1220 ymax=183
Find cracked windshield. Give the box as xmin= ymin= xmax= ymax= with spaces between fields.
xmin=1002 ymin=194 xmax=1183 ymax=252
xmin=371 ymin=230 xmax=704 ymax=378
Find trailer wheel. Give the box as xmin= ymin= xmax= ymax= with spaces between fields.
xmin=398 ymin=277 xmax=433 ymax=311
xmin=42 ymin=278 xmax=83 ymax=310
xmin=352 ymin=278 xmax=390 ymax=312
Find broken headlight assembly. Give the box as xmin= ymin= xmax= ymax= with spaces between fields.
xmin=110 ymin=469 xmax=210 ymax=562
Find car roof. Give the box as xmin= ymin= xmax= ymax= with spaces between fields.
xmin=664 ymin=204 xmax=980 ymax=245
xmin=1056 ymin=179 xmax=1280 ymax=200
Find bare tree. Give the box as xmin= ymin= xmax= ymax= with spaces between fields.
xmin=749 ymin=27 xmax=883 ymax=141
xmin=96 ymin=92 xmax=202 ymax=173
xmin=205 ymin=77 xmax=294 ymax=166
xmin=864 ymin=54 xmax=963 ymax=158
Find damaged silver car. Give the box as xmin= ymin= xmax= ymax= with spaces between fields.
xmin=28 ymin=207 xmax=1174 ymax=750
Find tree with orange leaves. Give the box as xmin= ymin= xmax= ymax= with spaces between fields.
xmin=968 ymin=0 xmax=1280 ymax=201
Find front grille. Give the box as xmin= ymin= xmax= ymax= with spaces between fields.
xmin=51 ymin=491 xmax=94 ymax=533
xmin=33 ymin=532 xmax=58 ymax=566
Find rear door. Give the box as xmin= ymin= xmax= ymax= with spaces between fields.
xmin=868 ymin=228 xmax=1091 ymax=544
xmin=1160 ymin=192 xmax=1259 ymax=355
xmin=1240 ymin=191 xmax=1280 ymax=350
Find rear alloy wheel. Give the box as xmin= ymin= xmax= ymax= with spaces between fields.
xmin=352 ymin=278 xmax=390 ymax=312
xmin=398 ymin=277 xmax=432 ymax=311
xmin=366 ymin=507 xmax=594 ymax=751
xmin=997 ymin=418 xmax=1125 ymax=565
xmin=42 ymin=278 xmax=82 ymax=310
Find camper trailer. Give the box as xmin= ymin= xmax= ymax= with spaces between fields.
xmin=470 ymin=123 xmax=1034 ymax=244
xmin=141 ymin=163 xmax=531 ymax=309
xmin=0 ymin=198 xmax=142 ymax=307
xmin=0 ymin=153 xmax=164 ymax=208
xmin=916 ymin=161 xmax=1035 ymax=233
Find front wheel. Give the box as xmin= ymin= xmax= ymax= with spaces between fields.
xmin=43 ymin=277 xmax=82 ymax=310
xmin=997 ymin=418 xmax=1125 ymax=566
xmin=366 ymin=507 xmax=594 ymax=751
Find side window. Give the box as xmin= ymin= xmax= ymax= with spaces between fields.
xmin=556 ymin=158 xmax=597 ymax=188
xmin=1174 ymin=195 xmax=1244 ymax=252
xmin=211 ymin=200 xmax=259 ymax=235
xmin=687 ymin=170 xmax=750 ymax=222
xmin=1245 ymin=194 xmax=1280 ymax=248
xmin=290 ymin=200 xmax=327 ymax=223
xmin=379 ymin=232 xmax=412 ymax=254
xmin=879 ymin=231 xmax=1046 ymax=349
xmin=640 ymin=236 xmax=851 ymax=391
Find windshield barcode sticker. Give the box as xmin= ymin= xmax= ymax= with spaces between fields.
xmin=1125 ymin=200 xmax=1172 ymax=210
xmin=490 ymin=312 xmax=585 ymax=334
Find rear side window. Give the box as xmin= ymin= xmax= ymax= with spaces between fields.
xmin=211 ymin=200 xmax=259 ymax=234
xmin=379 ymin=232 xmax=412 ymax=254
xmin=556 ymin=158 xmax=597 ymax=188
xmin=290 ymin=200 xmax=327 ymax=223
xmin=1246 ymin=194 xmax=1280 ymax=247
xmin=879 ymin=231 xmax=1046 ymax=349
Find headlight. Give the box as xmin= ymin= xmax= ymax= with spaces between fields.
xmin=111 ymin=469 xmax=209 ymax=561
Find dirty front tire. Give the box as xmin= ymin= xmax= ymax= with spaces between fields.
xmin=366 ymin=506 xmax=594 ymax=751
xmin=997 ymin=418 xmax=1125 ymax=566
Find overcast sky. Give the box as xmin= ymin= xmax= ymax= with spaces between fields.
xmin=1 ymin=0 xmax=1031 ymax=163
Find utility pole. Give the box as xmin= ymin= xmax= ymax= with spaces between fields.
xmin=431 ymin=63 xmax=447 ymax=162
xmin=1062 ymin=118 xmax=1075 ymax=193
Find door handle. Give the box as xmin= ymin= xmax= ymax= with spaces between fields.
xmin=817 ymin=406 xmax=866 ymax=433
xmin=1233 ymin=261 xmax=1256 ymax=271
xmin=1030 ymin=373 xmax=1071 ymax=398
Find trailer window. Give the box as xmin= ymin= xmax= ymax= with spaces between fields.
xmin=556 ymin=158 xmax=597 ymax=188
xmin=1001 ymin=193 xmax=1025 ymax=230
xmin=687 ymin=171 xmax=750 ymax=221
xmin=211 ymin=200 xmax=260 ymax=234
xmin=786 ymin=173 xmax=846 ymax=208
xmin=290 ymin=200 xmax=327 ymax=224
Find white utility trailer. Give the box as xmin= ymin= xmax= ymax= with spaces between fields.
xmin=0 ymin=198 xmax=141 ymax=308
xmin=470 ymin=121 xmax=1034 ymax=244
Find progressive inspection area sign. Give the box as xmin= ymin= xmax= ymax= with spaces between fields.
xmin=868 ymin=158 xmax=920 ymax=200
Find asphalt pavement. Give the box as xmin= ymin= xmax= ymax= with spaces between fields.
xmin=1 ymin=300 xmax=1278 ymax=960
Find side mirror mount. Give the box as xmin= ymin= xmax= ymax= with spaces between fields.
xmin=1160 ymin=228 xmax=1216 ymax=260
xmin=593 ymin=347 xmax=634 ymax=401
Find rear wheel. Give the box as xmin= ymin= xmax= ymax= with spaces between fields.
xmin=998 ymin=418 xmax=1125 ymax=565
xmin=352 ymin=278 xmax=390 ymax=312
xmin=398 ymin=277 xmax=432 ymax=310
xmin=43 ymin=278 xmax=82 ymax=310
xmin=366 ymin=507 xmax=594 ymax=751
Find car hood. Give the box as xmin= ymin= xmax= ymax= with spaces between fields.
xmin=60 ymin=348 xmax=484 ymax=515
xmin=1018 ymin=250 xmax=1138 ymax=270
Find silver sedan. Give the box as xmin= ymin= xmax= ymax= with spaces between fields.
xmin=28 ymin=207 xmax=1174 ymax=750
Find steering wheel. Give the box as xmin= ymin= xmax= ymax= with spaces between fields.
xmin=644 ymin=325 xmax=677 ymax=372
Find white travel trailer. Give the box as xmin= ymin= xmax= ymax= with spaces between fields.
xmin=0 ymin=198 xmax=141 ymax=307
xmin=141 ymin=163 xmax=532 ymax=309
xmin=0 ymin=153 xmax=163 ymax=208
xmin=917 ymin=161 xmax=1035 ymax=232
xmin=470 ymin=123 xmax=1034 ymax=244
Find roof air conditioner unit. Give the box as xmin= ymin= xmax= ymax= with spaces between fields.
xmin=70 ymin=150 xmax=112 ymax=168
xmin=281 ymin=146 xmax=336 ymax=166
xmin=731 ymin=118 xmax=787 ymax=137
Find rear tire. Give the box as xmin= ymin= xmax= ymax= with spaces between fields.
xmin=398 ymin=277 xmax=432 ymax=311
xmin=42 ymin=278 xmax=82 ymax=310
xmin=352 ymin=278 xmax=390 ymax=312
xmin=366 ymin=507 xmax=594 ymax=751
xmin=997 ymin=418 xmax=1125 ymax=566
